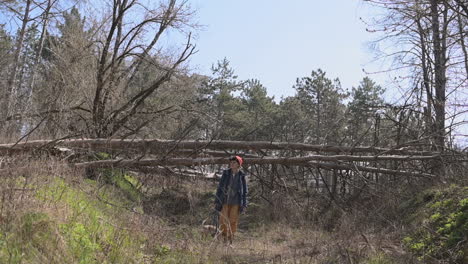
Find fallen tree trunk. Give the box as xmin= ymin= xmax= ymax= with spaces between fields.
xmin=74 ymin=156 xmax=435 ymax=178
xmin=74 ymin=155 xmax=442 ymax=168
xmin=0 ymin=138 xmax=442 ymax=156
xmin=168 ymin=149 xmax=260 ymax=158
xmin=306 ymin=162 xmax=434 ymax=178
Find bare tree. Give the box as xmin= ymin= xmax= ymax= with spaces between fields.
xmin=89 ymin=0 xmax=197 ymax=138
xmin=1 ymin=0 xmax=197 ymax=140
xmin=363 ymin=0 xmax=467 ymax=176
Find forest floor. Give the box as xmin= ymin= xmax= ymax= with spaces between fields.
xmin=0 ymin=159 xmax=465 ymax=263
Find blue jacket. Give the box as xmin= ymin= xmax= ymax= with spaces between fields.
xmin=215 ymin=169 xmax=248 ymax=212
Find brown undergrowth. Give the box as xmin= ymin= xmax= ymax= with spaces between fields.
xmin=0 ymin=157 xmax=460 ymax=263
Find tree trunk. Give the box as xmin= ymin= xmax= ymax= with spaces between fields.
xmin=0 ymin=139 xmax=442 ymax=156
xmin=72 ymin=157 xmax=436 ymax=178
xmin=3 ymin=0 xmax=32 ymax=123
xmin=416 ymin=17 xmax=435 ymax=149
xmin=431 ymin=0 xmax=447 ymax=176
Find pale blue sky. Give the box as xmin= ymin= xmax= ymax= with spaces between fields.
xmin=1 ymin=0 xmax=384 ymax=99
xmin=188 ymin=0 xmax=385 ymax=100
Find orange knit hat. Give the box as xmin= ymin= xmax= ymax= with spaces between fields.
xmin=229 ymin=156 xmax=243 ymax=166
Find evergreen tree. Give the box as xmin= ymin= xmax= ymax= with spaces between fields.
xmin=293 ymin=69 xmax=347 ymax=144
xmin=347 ymin=77 xmax=385 ymax=146
xmin=0 ymin=25 xmax=13 ymax=107
xmin=197 ymin=58 xmax=245 ymax=140
xmin=238 ymin=79 xmax=278 ymax=141
xmin=276 ymin=95 xmax=310 ymax=142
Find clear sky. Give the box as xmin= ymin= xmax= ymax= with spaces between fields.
xmin=187 ymin=0 xmax=384 ymax=100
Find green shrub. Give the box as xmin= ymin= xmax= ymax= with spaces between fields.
xmin=60 ymin=222 xmax=100 ymax=263
xmin=96 ymin=168 xmax=143 ymax=203
xmin=403 ymin=185 xmax=468 ymax=263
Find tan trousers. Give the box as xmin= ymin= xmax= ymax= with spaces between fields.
xmin=219 ymin=204 xmax=240 ymax=240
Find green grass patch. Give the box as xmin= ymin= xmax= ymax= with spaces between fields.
xmin=365 ymin=253 xmax=393 ymax=264
xmin=34 ymin=178 xmax=146 ymax=263
xmin=0 ymin=212 xmax=67 ymax=263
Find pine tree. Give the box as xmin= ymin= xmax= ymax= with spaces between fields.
xmin=347 ymin=77 xmax=385 ymax=146
xmin=293 ymin=69 xmax=347 ymax=145
xmin=197 ymin=58 xmax=245 ymax=140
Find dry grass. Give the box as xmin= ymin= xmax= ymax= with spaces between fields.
xmin=0 ymin=157 xmax=421 ymax=263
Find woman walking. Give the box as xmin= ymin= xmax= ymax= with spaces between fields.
xmin=214 ymin=156 xmax=248 ymax=246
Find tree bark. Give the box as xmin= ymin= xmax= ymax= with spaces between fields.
xmin=431 ymin=0 xmax=447 ymax=176
xmin=416 ymin=17 xmax=435 ymax=146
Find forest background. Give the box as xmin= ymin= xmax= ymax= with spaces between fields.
xmin=0 ymin=0 xmax=467 ymax=263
